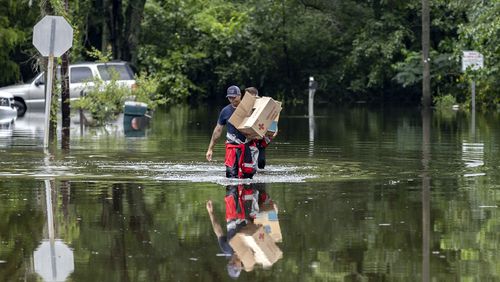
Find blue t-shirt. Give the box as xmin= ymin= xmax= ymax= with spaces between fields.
xmin=218 ymin=104 xmax=246 ymax=143
xmin=217 ymin=221 xmax=246 ymax=255
xmin=218 ymin=235 xmax=233 ymax=255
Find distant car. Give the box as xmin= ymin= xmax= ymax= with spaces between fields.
xmin=0 ymin=61 xmax=136 ymax=116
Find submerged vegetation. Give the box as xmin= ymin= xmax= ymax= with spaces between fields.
xmin=72 ymin=71 xmax=163 ymax=125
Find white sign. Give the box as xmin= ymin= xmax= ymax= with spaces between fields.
xmin=34 ymin=240 xmax=75 ymax=282
xmin=462 ymin=51 xmax=484 ymax=72
xmin=33 ymin=16 xmax=73 ymax=57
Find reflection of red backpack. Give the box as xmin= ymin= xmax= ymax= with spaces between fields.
xmin=241 ymin=185 xmax=259 ymax=220
xmin=258 ymin=190 xmax=272 ymax=206
xmin=225 ymin=185 xmax=245 ymax=221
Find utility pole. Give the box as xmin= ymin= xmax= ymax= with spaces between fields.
xmin=61 ymin=0 xmax=71 ymax=150
xmin=421 ymin=0 xmax=431 ymax=108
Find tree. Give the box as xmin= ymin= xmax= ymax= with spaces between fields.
xmin=421 ymin=0 xmax=431 ymax=107
xmin=0 ymin=0 xmax=38 ymax=86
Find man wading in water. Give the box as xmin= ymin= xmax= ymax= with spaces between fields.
xmin=206 ymin=85 xmax=258 ymax=178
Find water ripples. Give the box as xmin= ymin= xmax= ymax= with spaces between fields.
xmin=0 ymin=158 xmax=316 ymax=184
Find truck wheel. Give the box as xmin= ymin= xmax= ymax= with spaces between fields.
xmin=14 ymin=99 xmax=26 ymax=117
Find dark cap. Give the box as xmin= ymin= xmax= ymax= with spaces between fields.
xmin=226 ymin=85 xmax=241 ymax=98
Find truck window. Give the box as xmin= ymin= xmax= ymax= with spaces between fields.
xmin=97 ymin=64 xmax=134 ymax=81
xmin=70 ymin=67 xmax=93 ymax=83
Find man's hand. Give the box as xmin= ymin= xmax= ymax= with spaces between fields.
xmin=206 ymin=149 xmax=213 ymax=161
xmin=206 ymin=199 xmax=223 ymax=237
xmin=206 ymin=200 xmax=214 ymax=214
xmin=207 ymin=124 xmax=223 ymax=161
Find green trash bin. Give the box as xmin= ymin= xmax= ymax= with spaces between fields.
xmin=123 ymin=101 xmax=149 ymax=137
xmin=124 ymin=101 xmax=148 ymax=116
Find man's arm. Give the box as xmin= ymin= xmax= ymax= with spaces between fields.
xmin=272 ymin=127 xmax=278 ymax=138
xmin=206 ymin=124 xmax=224 ymax=161
xmin=206 ymin=200 xmax=223 ymax=238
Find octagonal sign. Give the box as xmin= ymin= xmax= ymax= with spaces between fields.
xmin=33 ymin=16 xmax=73 ymax=57
xmin=34 ymin=240 xmax=74 ymax=282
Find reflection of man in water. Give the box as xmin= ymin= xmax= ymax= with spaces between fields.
xmin=206 ymin=184 xmax=275 ymax=278
xmin=206 ymin=185 xmax=246 ymax=278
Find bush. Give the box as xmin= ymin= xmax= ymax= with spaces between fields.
xmin=73 ymin=70 xmax=164 ymax=126
xmin=132 ymin=71 xmax=165 ymax=110
xmin=433 ymin=94 xmax=457 ymax=109
xmin=72 ymin=73 xmax=130 ymax=125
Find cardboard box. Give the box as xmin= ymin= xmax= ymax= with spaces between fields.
xmin=254 ymin=204 xmax=282 ymax=242
xmin=229 ymin=95 xmax=282 ymax=139
xmin=229 ymin=224 xmax=283 ymax=271
xmin=266 ymin=102 xmax=281 ymax=134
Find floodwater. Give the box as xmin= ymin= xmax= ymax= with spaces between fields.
xmin=0 ymin=104 xmax=499 ymax=281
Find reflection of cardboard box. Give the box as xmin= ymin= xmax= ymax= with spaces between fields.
xmin=254 ymin=204 xmax=282 ymax=242
xmin=229 ymin=95 xmax=282 ymax=139
xmin=229 ymin=224 xmax=283 ymax=271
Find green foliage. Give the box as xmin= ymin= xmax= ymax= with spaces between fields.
xmin=1 ymin=0 xmax=499 ymax=108
xmin=0 ymin=23 xmax=23 ymax=84
xmin=73 ymin=70 xmax=165 ymax=125
xmin=456 ymin=0 xmax=500 ymax=109
xmin=344 ymin=13 xmax=412 ymax=92
xmin=138 ymin=46 xmax=202 ymax=102
xmin=392 ymin=51 xmax=421 ymax=88
xmin=72 ymin=73 xmax=131 ymax=125
xmin=433 ymin=94 xmax=457 ymax=109
xmin=86 ymin=46 xmax=113 ymax=63
xmin=0 ymin=0 xmax=37 ymax=85
xmin=132 ymin=71 xmax=165 ymax=109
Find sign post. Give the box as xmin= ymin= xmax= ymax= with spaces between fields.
xmin=461 ymin=51 xmax=484 ymax=112
xmin=308 ymin=77 xmax=317 ymax=157
xmin=33 ymin=179 xmax=74 ymax=282
xmin=308 ymin=76 xmax=317 ymax=118
xmin=32 ymin=16 xmax=73 ymax=148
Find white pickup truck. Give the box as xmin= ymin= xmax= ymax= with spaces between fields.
xmin=0 ymin=61 xmax=136 ymax=116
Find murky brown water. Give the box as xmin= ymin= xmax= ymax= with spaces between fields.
xmin=0 ymin=105 xmax=499 ymax=281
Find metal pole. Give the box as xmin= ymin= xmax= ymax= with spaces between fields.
xmin=43 ymin=56 xmax=54 ymax=148
xmin=308 ymin=114 xmax=315 ymax=157
xmin=471 ymin=80 xmax=476 ymax=113
xmin=308 ymin=76 xmax=315 ymax=118
xmin=308 ymin=76 xmax=316 ymax=157
xmin=43 ymin=18 xmax=56 ymax=148
xmin=44 ymin=179 xmax=58 ymax=280
xmin=80 ymin=90 xmax=84 ymax=136
xmin=44 ymin=180 xmax=55 ymax=242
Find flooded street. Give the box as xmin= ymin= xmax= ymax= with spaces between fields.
xmin=0 ymin=105 xmax=499 ymax=281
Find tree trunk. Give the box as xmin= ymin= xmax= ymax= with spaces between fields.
xmin=122 ymin=0 xmax=146 ymax=65
xmin=421 ymin=0 xmax=431 ymax=108
xmin=111 ymin=0 xmax=124 ymax=59
xmin=61 ymin=0 xmax=70 ymax=150
xmin=102 ymin=0 xmax=112 ymax=55
xmin=61 ymin=51 xmax=70 ymax=149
